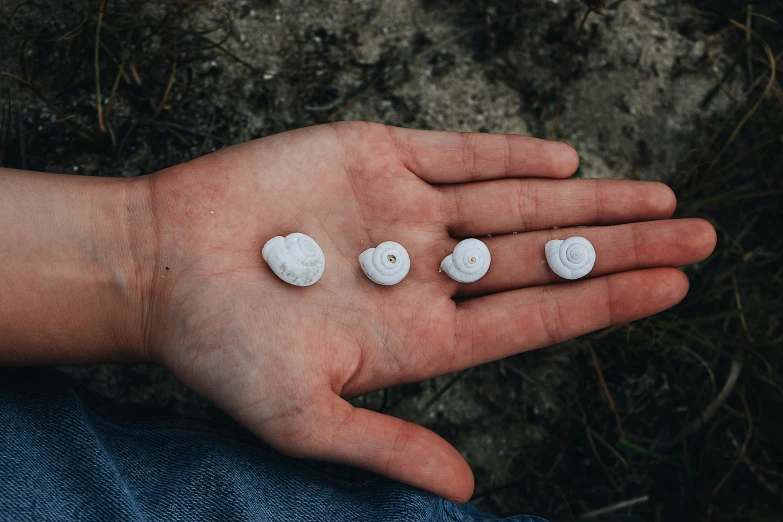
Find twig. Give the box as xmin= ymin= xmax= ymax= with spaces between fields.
xmin=129 ymin=63 xmax=142 ymax=85
xmin=0 ymin=72 xmax=98 ymax=144
xmin=712 ymin=389 xmax=753 ymax=496
xmin=683 ymin=358 xmax=743 ymax=437
xmin=580 ymin=495 xmax=649 ymax=519
xmin=95 ymin=0 xmax=106 ymax=132
xmin=726 ymin=428 xmax=780 ymax=498
xmin=155 ymin=58 xmax=178 ymax=117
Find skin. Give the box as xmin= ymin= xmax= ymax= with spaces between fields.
xmin=0 ymin=122 xmax=717 ymax=503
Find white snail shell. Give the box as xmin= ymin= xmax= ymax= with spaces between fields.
xmin=359 ymin=241 xmax=411 ymax=286
xmin=262 ymin=233 xmax=325 ymax=286
xmin=545 ymin=236 xmax=596 ymax=280
xmin=440 ymin=238 xmax=491 ymax=283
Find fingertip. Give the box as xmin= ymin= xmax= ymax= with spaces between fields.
xmin=661 ymin=267 xmax=691 ymax=307
xmin=550 ymin=141 xmax=580 ymax=178
xmin=648 ymin=182 xmax=677 ymax=217
xmin=690 ymin=218 xmax=718 ymax=260
xmin=428 ymin=432 xmax=474 ymax=503
xmin=445 ymin=457 xmax=474 ymax=504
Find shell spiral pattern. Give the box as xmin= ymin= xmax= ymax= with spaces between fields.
xmin=440 ymin=238 xmax=491 ymax=283
xmin=359 ymin=241 xmax=411 ymax=285
xmin=545 ymin=236 xmax=596 ymax=280
xmin=262 ymin=233 xmax=325 ymax=286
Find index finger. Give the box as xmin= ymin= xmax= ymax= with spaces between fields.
xmin=448 ymin=268 xmax=689 ymax=372
xmin=389 ymin=127 xmax=580 ymax=183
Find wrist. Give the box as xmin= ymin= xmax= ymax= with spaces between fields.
xmin=109 ymin=175 xmax=161 ymax=363
xmin=0 ymin=169 xmax=160 ymax=365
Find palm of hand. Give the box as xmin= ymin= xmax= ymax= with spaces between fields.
xmin=147 ymin=122 xmax=715 ymax=502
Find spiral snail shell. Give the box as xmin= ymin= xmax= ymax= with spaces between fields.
xmin=262 ymin=233 xmax=325 ymax=286
xmin=359 ymin=241 xmax=411 ymax=285
xmin=440 ymin=238 xmax=491 ymax=283
xmin=545 ymin=236 xmax=596 ymax=280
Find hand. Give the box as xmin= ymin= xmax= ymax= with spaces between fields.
xmin=144 ymin=122 xmax=716 ymax=503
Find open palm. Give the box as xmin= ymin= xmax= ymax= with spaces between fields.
xmin=146 ymin=122 xmax=716 ymax=503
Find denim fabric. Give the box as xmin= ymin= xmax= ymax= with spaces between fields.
xmin=0 ymin=368 xmax=547 ymax=522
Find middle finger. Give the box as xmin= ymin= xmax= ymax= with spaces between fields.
xmin=438 ymin=178 xmax=677 ymax=237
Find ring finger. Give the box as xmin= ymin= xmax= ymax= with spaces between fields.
xmin=439 ymin=178 xmax=677 ymax=237
xmin=451 ymin=218 xmax=717 ymax=297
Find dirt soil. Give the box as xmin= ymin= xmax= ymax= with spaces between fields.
xmin=1 ymin=0 xmax=778 ymax=519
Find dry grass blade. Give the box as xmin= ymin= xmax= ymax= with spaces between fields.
xmin=0 ymin=72 xmax=98 ymax=144
xmin=712 ymin=390 xmax=753 ymax=496
xmin=196 ymin=110 xmax=216 ymax=157
xmin=746 ymin=2 xmax=754 ymax=84
xmin=0 ymin=94 xmax=9 ymax=167
xmin=580 ymin=495 xmax=649 ymax=519
xmin=587 ymin=342 xmax=625 ymax=438
xmin=726 ymin=428 xmax=781 ymax=498
xmin=678 ymin=344 xmax=717 ymax=397
xmin=732 ymin=273 xmax=755 ymax=343
xmin=701 ymin=20 xmax=776 ymax=182
xmin=588 ymin=426 xmax=629 ymax=470
xmin=155 ymin=58 xmax=178 ymax=117
xmin=104 ymin=29 xmax=133 ymax=121
xmin=95 ymin=0 xmax=106 ymax=132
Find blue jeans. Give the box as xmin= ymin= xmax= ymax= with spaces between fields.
xmin=0 ymin=368 xmax=546 ymax=522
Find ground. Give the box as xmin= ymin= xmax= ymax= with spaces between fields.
xmin=1 ymin=0 xmax=781 ymax=519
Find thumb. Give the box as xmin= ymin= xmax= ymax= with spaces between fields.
xmin=271 ymin=392 xmax=474 ymax=504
